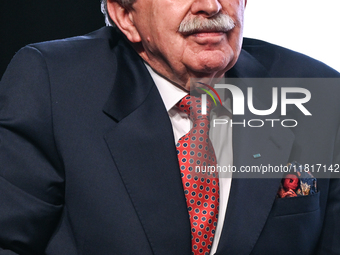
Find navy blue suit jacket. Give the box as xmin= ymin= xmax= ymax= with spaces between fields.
xmin=0 ymin=27 xmax=339 ymax=255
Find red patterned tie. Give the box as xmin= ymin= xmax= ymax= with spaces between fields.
xmin=176 ymin=95 xmax=219 ymax=255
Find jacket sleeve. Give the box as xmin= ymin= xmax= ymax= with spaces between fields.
xmin=0 ymin=248 xmax=19 ymax=254
xmin=0 ymin=46 xmax=64 ymax=255
xmin=316 ymin=123 xmax=340 ymax=254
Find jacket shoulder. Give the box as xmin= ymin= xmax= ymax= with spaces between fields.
xmin=25 ymin=26 xmax=121 ymax=58
xmin=242 ymin=38 xmax=339 ymax=77
xmin=5 ymin=27 xmax=123 ymax=89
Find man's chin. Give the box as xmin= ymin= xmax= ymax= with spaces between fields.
xmin=188 ymin=63 xmax=230 ymax=78
xmin=186 ymin=50 xmax=234 ymax=74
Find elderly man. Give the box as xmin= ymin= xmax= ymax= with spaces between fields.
xmin=0 ymin=0 xmax=339 ymax=254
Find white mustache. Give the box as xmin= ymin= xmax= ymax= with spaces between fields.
xmin=178 ymin=13 xmax=236 ymax=34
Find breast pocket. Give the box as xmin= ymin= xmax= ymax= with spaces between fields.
xmin=252 ymin=191 xmax=322 ymax=255
xmin=271 ymin=191 xmax=320 ymax=217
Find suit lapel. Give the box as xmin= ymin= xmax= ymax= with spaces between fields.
xmin=103 ymin=39 xmax=191 ymax=255
xmin=215 ymin=50 xmax=295 ymax=254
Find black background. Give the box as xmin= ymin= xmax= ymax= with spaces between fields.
xmin=0 ymin=0 xmax=105 ymax=78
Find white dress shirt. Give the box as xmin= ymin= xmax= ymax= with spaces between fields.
xmin=145 ymin=64 xmax=233 ymax=255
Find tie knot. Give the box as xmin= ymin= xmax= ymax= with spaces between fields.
xmin=177 ymin=95 xmax=213 ymax=121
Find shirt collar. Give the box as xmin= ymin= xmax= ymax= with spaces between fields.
xmin=145 ymin=63 xmax=187 ymax=112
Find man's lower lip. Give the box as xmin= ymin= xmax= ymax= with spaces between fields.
xmin=192 ymin=32 xmax=225 ymax=37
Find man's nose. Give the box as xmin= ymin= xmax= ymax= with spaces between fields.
xmin=191 ymin=0 xmax=222 ymax=18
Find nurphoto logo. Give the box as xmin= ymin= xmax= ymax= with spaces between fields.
xmin=192 ymin=78 xmax=312 ymax=128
